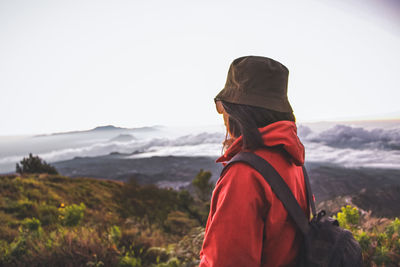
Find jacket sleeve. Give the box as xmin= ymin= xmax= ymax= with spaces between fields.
xmin=199 ymin=162 xmax=268 ymax=267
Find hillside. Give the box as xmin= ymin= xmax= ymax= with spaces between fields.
xmin=0 ymin=173 xmax=207 ymax=266
xmin=52 ymin=155 xmax=400 ymax=218
xmin=0 ymin=173 xmax=399 ymax=266
xmin=52 ymin=155 xmax=223 ymax=188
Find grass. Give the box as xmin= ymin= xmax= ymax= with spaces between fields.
xmin=0 ymin=173 xmax=399 ymax=266
xmin=0 ymin=173 xmax=207 ymax=266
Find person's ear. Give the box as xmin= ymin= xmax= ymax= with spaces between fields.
xmin=215 ymin=100 xmax=224 ymax=114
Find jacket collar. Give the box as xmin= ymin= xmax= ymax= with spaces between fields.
xmin=216 ymin=120 xmax=305 ymax=166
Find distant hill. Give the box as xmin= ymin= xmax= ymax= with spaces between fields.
xmin=109 ymin=134 xmax=136 ymax=142
xmin=34 ymin=125 xmax=161 ymax=137
xmin=53 ymin=155 xmax=223 ymax=190
xmin=92 ymin=125 xmax=126 ymax=131
xmin=306 ymin=162 xmax=400 ymax=218
xmin=50 ymin=154 xmax=400 ymax=218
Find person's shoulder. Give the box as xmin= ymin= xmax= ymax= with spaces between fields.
xmin=218 ymin=161 xmax=265 ymax=188
xmin=215 ymin=160 xmax=269 ymax=209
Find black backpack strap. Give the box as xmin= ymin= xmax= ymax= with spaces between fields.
xmin=221 ymin=151 xmax=310 ymax=235
xmin=302 ymin=166 xmax=316 ymax=217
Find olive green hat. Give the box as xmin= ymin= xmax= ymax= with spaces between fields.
xmin=214 ymin=56 xmax=293 ymax=113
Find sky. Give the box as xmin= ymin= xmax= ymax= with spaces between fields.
xmin=1 ymin=0 xmax=399 ymax=136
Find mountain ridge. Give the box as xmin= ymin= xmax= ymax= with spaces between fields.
xmin=33 ymin=124 xmax=163 ymax=137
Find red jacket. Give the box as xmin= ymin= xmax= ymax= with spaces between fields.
xmin=199 ymin=121 xmax=309 ymax=267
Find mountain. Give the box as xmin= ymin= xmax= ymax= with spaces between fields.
xmin=34 ymin=125 xmax=161 ymax=137
xmin=305 ymin=163 xmax=400 ymax=218
xmin=91 ymin=125 xmax=126 ymax=131
xmin=52 ymin=154 xmax=222 ymax=189
xmin=51 ymin=154 xmax=400 ymax=218
xmin=109 ymin=134 xmax=136 ymax=142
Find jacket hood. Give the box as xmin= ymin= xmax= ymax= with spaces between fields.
xmin=216 ymin=120 xmax=305 ymax=166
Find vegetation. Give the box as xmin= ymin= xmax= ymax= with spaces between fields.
xmin=0 ymin=173 xmax=207 ymax=266
xmin=334 ymin=205 xmax=400 ymax=266
xmin=16 ymin=153 xmax=58 ymax=175
xmin=0 ymin=169 xmax=399 ymax=266
xmin=191 ymin=169 xmax=213 ymax=202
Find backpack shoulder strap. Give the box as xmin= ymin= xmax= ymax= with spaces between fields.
xmin=302 ymin=165 xmax=317 ymax=217
xmin=221 ymin=151 xmax=310 ymax=235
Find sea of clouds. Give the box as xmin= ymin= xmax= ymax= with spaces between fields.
xmin=0 ymin=122 xmax=399 ymax=173
xmin=298 ymin=124 xmax=400 ymax=150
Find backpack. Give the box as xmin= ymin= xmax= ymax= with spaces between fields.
xmin=222 ymin=151 xmax=363 ymax=267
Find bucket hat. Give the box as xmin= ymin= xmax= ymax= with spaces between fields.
xmin=214 ymin=56 xmax=293 ymax=113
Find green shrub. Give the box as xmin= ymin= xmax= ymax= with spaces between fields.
xmin=109 ymin=225 xmax=122 ymax=244
xmin=385 ymin=217 xmax=400 ymax=238
xmin=21 ymin=217 xmax=42 ymax=232
xmin=119 ymin=252 xmax=142 ymax=267
xmin=192 ymin=169 xmax=213 ymax=202
xmin=16 ymin=153 xmax=58 ymax=175
xmin=355 ymin=231 xmax=371 ymax=252
xmin=0 ymin=239 xmax=11 ymax=264
xmin=377 ymin=232 xmax=388 ymax=247
xmin=155 ymin=257 xmax=180 ymax=267
xmin=335 ymin=205 xmax=360 ymax=230
xmin=373 ymin=245 xmax=391 ymax=266
xmin=60 ymin=203 xmax=86 ymax=227
xmin=177 ymin=190 xmax=194 ymax=210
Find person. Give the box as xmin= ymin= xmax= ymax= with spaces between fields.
xmin=199 ymin=56 xmax=310 ymax=267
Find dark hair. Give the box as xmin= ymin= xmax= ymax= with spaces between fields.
xmin=221 ymin=100 xmax=296 ymax=150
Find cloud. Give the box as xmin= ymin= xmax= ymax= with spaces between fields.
xmin=304 ymin=142 xmax=400 ymax=169
xmin=297 ymin=124 xmax=313 ymax=139
xmin=300 ymin=124 xmax=400 ymax=150
xmin=0 ymin=132 xmax=224 ymax=167
xmin=2 ymin=124 xmax=400 ymax=173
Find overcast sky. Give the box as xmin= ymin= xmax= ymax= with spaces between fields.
xmin=1 ymin=0 xmax=399 ymax=136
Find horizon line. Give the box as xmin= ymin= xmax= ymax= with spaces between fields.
xmin=1 ymin=117 xmax=399 ymax=137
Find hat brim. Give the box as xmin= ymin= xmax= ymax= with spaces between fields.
xmin=214 ymin=87 xmax=293 ymax=113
